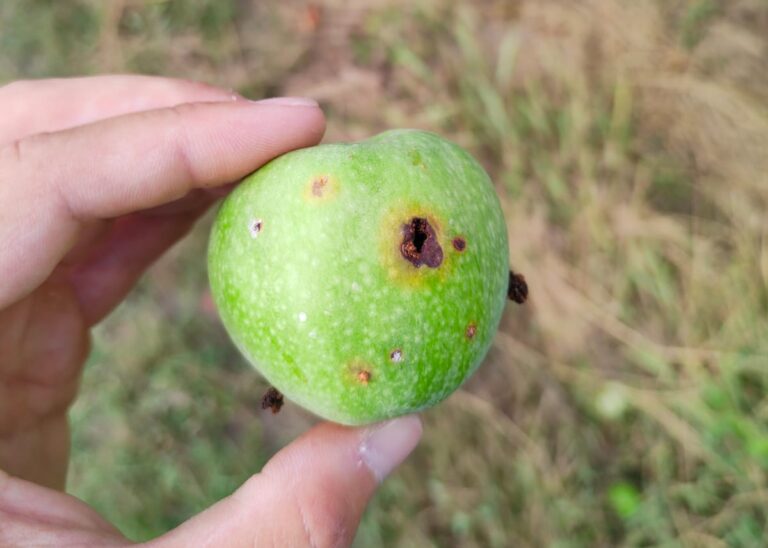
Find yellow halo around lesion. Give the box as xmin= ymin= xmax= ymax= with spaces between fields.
xmin=376 ymin=201 xmax=457 ymax=289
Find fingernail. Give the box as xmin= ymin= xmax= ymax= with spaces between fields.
xmin=252 ymin=96 xmax=319 ymax=107
xmin=359 ymin=415 xmax=422 ymax=482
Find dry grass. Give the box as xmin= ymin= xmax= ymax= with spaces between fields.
xmin=1 ymin=0 xmax=767 ymax=545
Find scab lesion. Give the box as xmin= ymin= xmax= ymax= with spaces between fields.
xmin=347 ymin=360 xmax=374 ymax=386
xmin=311 ymin=175 xmax=329 ymax=197
xmin=356 ymin=370 xmax=372 ymax=384
xmin=304 ymin=174 xmax=338 ymax=202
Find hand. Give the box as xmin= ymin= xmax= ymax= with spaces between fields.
xmin=0 ymin=75 xmax=422 ymax=546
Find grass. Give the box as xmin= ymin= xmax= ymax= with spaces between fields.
xmin=2 ymin=0 xmax=768 ymax=545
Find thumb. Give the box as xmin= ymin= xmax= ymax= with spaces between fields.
xmin=151 ymin=416 xmax=423 ymax=548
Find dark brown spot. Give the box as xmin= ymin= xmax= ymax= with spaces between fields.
xmin=508 ymin=270 xmax=528 ymax=304
xmin=260 ymin=387 xmax=284 ymax=414
xmin=466 ymin=323 xmax=477 ymax=339
xmin=311 ymin=175 xmax=329 ymax=197
xmin=248 ymin=219 xmax=263 ymax=238
xmin=452 ymin=237 xmax=466 ymax=252
xmin=356 ymin=370 xmax=371 ymax=384
xmin=390 ymin=348 xmax=403 ymax=363
xmin=400 ymin=217 xmax=443 ymax=268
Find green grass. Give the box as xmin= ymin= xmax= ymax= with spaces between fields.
xmin=2 ymin=0 xmax=768 ymax=545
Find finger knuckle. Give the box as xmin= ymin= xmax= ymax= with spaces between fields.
xmin=237 ymin=471 xmax=351 ymax=548
xmin=0 ymin=138 xmax=23 ymax=166
xmin=163 ymin=104 xmax=202 ymax=185
xmin=293 ymin=485 xmax=350 ymax=548
xmin=0 ymin=133 xmax=41 ymax=168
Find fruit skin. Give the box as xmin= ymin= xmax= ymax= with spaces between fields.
xmin=208 ymin=129 xmax=509 ymax=425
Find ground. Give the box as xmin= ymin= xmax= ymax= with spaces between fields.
xmin=1 ymin=0 xmax=767 ymax=545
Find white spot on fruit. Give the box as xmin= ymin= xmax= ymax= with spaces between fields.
xmin=351 ymin=282 xmax=361 ymax=292
xmin=248 ymin=218 xmax=263 ymax=238
xmin=298 ymin=312 xmax=307 ymax=322
xmin=390 ymin=349 xmax=403 ymax=363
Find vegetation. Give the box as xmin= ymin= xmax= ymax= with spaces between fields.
xmin=1 ymin=0 xmax=767 ymax=545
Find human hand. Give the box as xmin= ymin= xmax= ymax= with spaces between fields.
xmin=0 ymin=75 xmax=422 ymax=546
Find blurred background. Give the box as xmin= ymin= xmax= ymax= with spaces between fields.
xmin=2 ymin=0 xmax=768 ymax=545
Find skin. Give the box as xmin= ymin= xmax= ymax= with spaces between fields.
xmin=0 ymin=75 xmax=422 ymax=546
xmin=209 ymin=131 xmax=510 ymax=424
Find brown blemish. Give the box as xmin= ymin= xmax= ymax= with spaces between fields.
xmin=379 ymin=206 xmax=455 ymax=289
xmin=465 ymin=323 xmax=477 ymax=339
xmin=508 ymin=270 xmax=529 ymax=304
xmin=348 ymin=360 xmax=374 ymax=385
xmin=304 ymin=174 xmax=337 ymax=202
xmin=248 ymin=218 xmax=263 ymax=238
xmin=311 ymin=175 xmax=329 ymax=197
xmin=400 ymin=217 xmax=443 ymax=268
xmin=452 ymin=237 xmax=466 ymax=252
xmin=261 ymin=387 xmax=284 ymax=414
xmin=390 ymin=348 xmax=403 ymax=363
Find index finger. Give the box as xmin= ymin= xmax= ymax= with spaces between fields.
xmin=0 ymin=98 xmax=325 ymax=307
xmin=0 ymin=74 xmax=238 ymax=146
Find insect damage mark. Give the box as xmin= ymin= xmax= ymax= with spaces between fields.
xmin=248 ymin=219 xmax=263 ymax=238
xmin=400 ymin=217 xmax=443 ymax=268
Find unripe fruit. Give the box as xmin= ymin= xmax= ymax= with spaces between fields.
xmin=208 ymin=129 xmax=518 ymax=425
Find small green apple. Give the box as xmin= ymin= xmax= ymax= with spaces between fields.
xmin=208 ymin=129 xmax=522 ymax=425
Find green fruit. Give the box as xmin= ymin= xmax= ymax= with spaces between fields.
xmin=208 ymin=129 xmax=511 ymax=425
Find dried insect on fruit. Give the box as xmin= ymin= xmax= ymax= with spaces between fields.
xmin=508 ymin=270 xmax=528 ymax=304
xmin=261 ymin=387 xmax=284 ymax=414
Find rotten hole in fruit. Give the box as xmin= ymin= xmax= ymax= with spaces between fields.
xmin=508 ymin=270 xmax=528 ymax=304
xmin=466 ymin=323 xmax=477 ymax=339
xmin=357 ymin=370 xmax=372 ymax=385
xmin=248 ymin=218 xmax=263 ymax=238
xmin=452 ymin=237 xmax=466 ymax=252
xmin=390 ymin=348 xmax=403 ymax=363
xmin=261 ymin=387 xmax=284 ymax=414
xmin=400 ymin=217 xmax=443 ymax=268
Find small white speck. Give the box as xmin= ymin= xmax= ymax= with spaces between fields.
xmin=298 ymin=312 xmax=307 ymax=322
xmin=390 ymin=349 xmax=403 ymax=363
xmin=248 ymin=218 xmax=263 ymax=238
xmin=351 ymin=282 xmax=361 ymax=292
